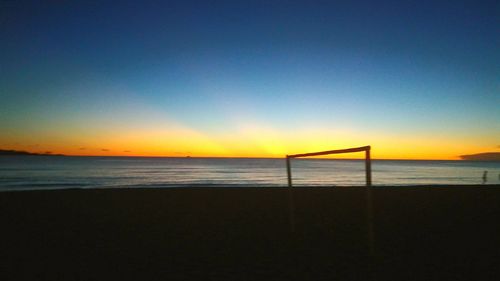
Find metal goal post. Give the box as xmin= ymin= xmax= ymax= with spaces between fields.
xmin=286 ymin=145 xmax=372 ymax=187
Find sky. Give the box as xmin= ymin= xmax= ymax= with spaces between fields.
xmin=1 ymin=0 xmax=499 ymax=159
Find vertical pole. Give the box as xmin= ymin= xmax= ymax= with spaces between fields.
xmin=365 ymin=147 xmax=372 ymax=187
xmin=364 ymin=146 xmax=375 ymax=255
xmin=286 ymin=156 xmax=292 ymax=187
xmin=285 ymin=156 xmax=295 ymax=232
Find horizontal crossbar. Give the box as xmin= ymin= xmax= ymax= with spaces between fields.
xmin=287 ymin=145 xmax=370 ymax=158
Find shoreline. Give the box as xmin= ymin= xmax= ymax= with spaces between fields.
xmin=1 ymin=184 xmax=499 ymax=193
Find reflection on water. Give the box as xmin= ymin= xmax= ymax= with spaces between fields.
xmin=0 ymin=156 xmax=499 ymax=190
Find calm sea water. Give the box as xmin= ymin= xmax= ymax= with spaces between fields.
xmin=0 ymin=156 xmax=499 ymax=191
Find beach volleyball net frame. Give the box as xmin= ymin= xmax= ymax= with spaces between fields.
xmin=285 ymin=145 xmax=372 ymax=187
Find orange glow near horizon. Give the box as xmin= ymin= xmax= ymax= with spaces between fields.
xmin=1 ymin=124 xmax=496 ymax=160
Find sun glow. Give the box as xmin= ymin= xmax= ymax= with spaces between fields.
xmin=2 ymin=120 xmax=495 ymax=160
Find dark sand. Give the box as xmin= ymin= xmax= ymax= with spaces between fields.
xmin=1 ymin=186 xmax=500 ymax=280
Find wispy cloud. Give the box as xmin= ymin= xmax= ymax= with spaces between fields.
xmin=101 ymin=149 xmax=109 ymax=152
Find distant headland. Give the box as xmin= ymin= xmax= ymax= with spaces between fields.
xmin=0 ymin=149 xmax=64 ymax=156
xmin=460 ymin=152 xmax=500 ymax=161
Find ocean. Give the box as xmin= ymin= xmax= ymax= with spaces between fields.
xmin=0 ymin=156 xmax=499 ymax=191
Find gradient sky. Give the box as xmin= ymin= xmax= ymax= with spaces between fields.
xmin=1 ymin=0 xmax=499 ymax=159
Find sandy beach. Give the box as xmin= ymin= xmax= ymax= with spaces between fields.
xmin=1 ymin=186 xmax=499 ymax=280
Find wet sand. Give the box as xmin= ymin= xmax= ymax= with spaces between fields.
xmin=1 ymin=185 xmax=499 ymax=280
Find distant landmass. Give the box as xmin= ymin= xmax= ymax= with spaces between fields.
xmin=0 ymin=149 xmax=64 ymax=156
xmin=460 ymin=152 xmax=500 ymax=161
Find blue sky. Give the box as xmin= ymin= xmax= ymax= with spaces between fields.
xmin=1 ymin=0 xmax=499 ymax=158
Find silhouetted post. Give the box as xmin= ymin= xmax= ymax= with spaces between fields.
xmin=364 ymin=147 xmax=375 ymax=254
xmin=285 ymin=156 xmax=296 ymax=232
xmin=285 ymin=146 xmax=374 ymax=245
xmin=365 ymin=146 xmax=372 ymax=186
xmin=286 ymin=156 xmax=292 ymax=187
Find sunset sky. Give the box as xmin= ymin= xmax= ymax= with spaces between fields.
xmin=1 ymin=0 xmax=498 ymax=159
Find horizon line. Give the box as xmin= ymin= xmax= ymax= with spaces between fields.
xmin=0 ymin=154 xmax=488 ymax=161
